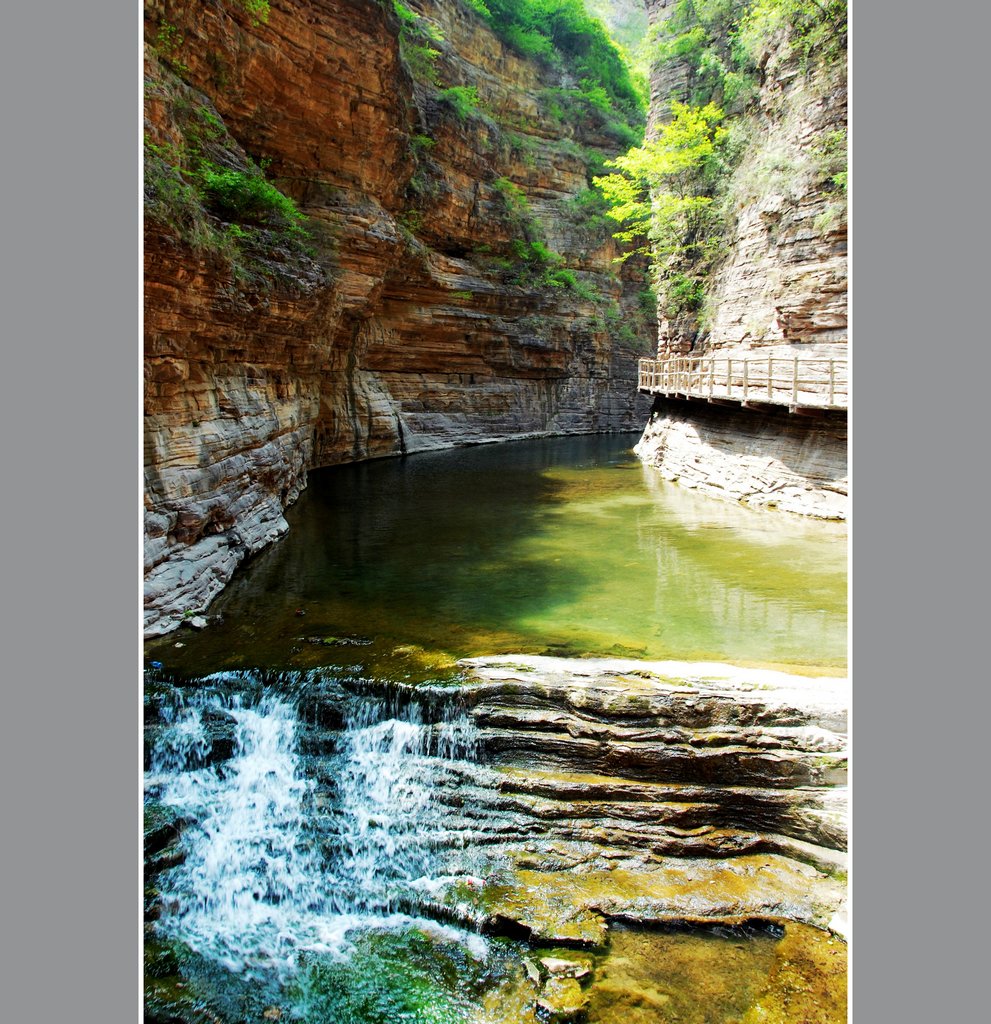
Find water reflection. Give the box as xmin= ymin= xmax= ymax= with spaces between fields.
xmin=147 ymin=435 xmax=847 ymax=676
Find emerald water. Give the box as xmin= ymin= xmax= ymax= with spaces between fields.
xmin=144 ymin=434 xmax=848 ymax=1024
xmin=146 ymin=433 xmax=847 ymax=677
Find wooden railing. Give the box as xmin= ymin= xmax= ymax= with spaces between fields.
xmin=637 ymin=354 xmax=848 ymax=411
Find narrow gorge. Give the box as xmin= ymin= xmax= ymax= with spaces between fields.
xmin=144 ymin=0 xmax=656 ymax=637
xmin=143 ymin=3 xmax=849 ymax=1022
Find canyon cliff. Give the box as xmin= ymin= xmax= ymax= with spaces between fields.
xmin=144 ymin=0 xmax=655 ymax=635
xmin=634 ymin=0 xmax=848 ymax=518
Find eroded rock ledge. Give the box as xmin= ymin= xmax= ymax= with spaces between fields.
xmin=441 ymin=655 xmax=848 ymax=942
xmin=634 ymin=399 xmax=848 ymax=519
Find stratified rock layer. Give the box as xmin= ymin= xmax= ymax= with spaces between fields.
xmin=447 ymin=656 xmax=847 ymax=942
xmin=639 ymin=1 xmax=848 ymax=515
xmin=634 ymin=398 xmax=848 ymax=519
xmin=143 ymin=0 xmax=653 ymax=635
xmin=144 ymin=655 xmax=848 ymax=941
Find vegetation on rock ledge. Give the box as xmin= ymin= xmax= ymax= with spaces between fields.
xmin=144 ymin=70 xmax=320 ymax=290
xmin=597 ymin=0 xmax=848 ymax=342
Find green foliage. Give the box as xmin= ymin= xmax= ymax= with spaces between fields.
xmin=813 ymin=200 xmax=844 ymax=235
xmin=596 ymin=100 xmax=731 ymax=342
xmin=595 ymin=101 xmax=727 ymax=263
xmin=393 ymin=1 xmax=420 ymax=25
xmin=398 ymin=209 xmax=424 ymax=236
xmin=664 ymin=272 xmax=706 ymax=317
xmin=144 ymin=87 xmax=315 ymax=289
xmin=538 ymin=85 xmax=643 ymax=149
xmin=287 ymin=928 xmax=482 ymax=1024
xmin=406 ymin=44 xmax=441 ymax=84
xmin=491 ymin=176 xmax=599 ymax=295
xmin=238 ymin=0 xmax=270 ymax=25
xmin=410 ymin=133 xmax=435 ymax=154
xmin=394 ymin=2 xmax=444 ymax=84
xmin=564 ymin=186 xmax=612 ymax=236
xmin=738 ymin=0 xmax=847 ymax=66
xmin=152 ymin=21 xmax=190 ymax=77
xmin=464 ymin=0 xmax=646 ymax=134
xmin=492 ymin=175 xmax=536 ymax=239
xmin=646 ymin=1 xmax=755 ymax=109
xmin=437 ymin=85 xmax=481 ymax=120
xmin=196 ymin=164 xmax=306 ymax=231
xmin=812 ymin=127 xmax=847 ymax=193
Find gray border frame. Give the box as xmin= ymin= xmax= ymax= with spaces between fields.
xmin=4 ymin=0 xmax=984 ymax=1020
xmin=3 ymin=1 xmax=141 ymax=1019
xmin=850 ymin=0 xmax=988 ymax=1020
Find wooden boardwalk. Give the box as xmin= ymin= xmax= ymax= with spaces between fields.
xmin=637 ymin=354 xmax=848 ymax=413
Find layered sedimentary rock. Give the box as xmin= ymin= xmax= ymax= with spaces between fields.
xmin=145 ymin=655 xmax=848 ymax=944
xmin=450 ymin=655 xmax=848 ymax=940
xmin=638 ymin=1 xmax=848 ymax=516
xmin=635 ymin=399 xmax=848 ymax=518
xmin=144 ymin=0 xmax=653 ymax=635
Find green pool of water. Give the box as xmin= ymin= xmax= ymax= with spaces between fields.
xmin=147 ymin=434 xmax=847 ymax=677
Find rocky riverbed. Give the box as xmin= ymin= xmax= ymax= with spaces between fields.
xmin=144 ymin=653 xmax=847 ymax=1023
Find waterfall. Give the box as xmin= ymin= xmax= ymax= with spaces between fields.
xmin=148 ymin=686 xmax=481 ymax=977
xmin=331 ymin=701 xmax=478 ymax=915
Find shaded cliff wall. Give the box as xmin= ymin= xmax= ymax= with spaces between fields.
xmin=636 ymin=0 xmax=847 ymax=517
xmin=636 ymin=399 xmax=847 ymax=517
xmin=144 ymin=0 xmax=655 ymax=635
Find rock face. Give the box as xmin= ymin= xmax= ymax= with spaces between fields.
xmin=451 ymin=655 xmax=848 ymax=940
xmin=143 ymin=0 xmax=654 ymax=635
xmin=704 ymin=67 xmax=847 ymax=351
xmin=638 ymin=0 xmax=848 ymax=515
xmin=144 ymin=654 xmax=848 ymax=945
xmin=635 ymin=398 xmax=848 ymax=519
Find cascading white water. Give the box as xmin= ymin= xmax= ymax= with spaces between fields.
xmin=149 ymin=687 xmax=482 ymax=978
xmin=151 ymin=693 xmax=328 ymax=976
xmin=332 ymin=703 xmax=478 ymax=915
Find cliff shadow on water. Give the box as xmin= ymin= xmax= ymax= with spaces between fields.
xmin=144 ymin=433 xmax=848 ymax=679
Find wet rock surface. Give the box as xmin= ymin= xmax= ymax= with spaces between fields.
xmin=145 ymin=655 xmax=847 ymax=943
xmin=143 ymin=654 xmax=847 ymax=1022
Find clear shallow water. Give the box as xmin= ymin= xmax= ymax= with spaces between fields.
xmin=147 ymin=434 xmax=847 ymax=676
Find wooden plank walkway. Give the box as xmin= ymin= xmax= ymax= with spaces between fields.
xmin=637 ymin=355 xmax=849 ymax=413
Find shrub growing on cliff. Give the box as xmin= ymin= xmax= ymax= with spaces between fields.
xmin=394 ymin=1 xmax=445 ymax=85
xmin=196 ymin=164 xmax=306 ymax=233
xmin=595 ymin=101 xmax=727 ymax=264
xmin=596 ymin=101 xmax=730 ymax=343
xmin=437 ymin=85 xmax=481 ymax=120
xmin=645 ymin=0 xmax=754 ymax=109
xmin=238 ymin=0 xmax=270 ymax=25
xmin=738 ymin=0 xmax=847 ymax=67
xmin=464 ymin=0 xmax=645 ymax=133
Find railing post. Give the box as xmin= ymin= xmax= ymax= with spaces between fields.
xmin=709 ymin=358 xmax=714 ymax=398
xmin=768 ymin=355 xmax=773 ymax=401
xmin=829 ymin=359 xmax=835 ymax=407
xmin=743 ymin=359 xmax=749 ymax=403
xmin=792 ymin=356 xmax=799 ymax=405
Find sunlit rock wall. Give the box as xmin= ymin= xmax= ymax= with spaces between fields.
xmin=143 ymin=0 xmax=654 ymax=635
